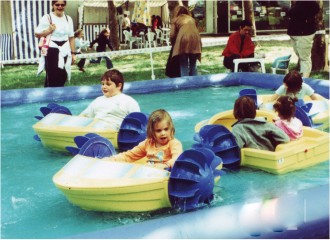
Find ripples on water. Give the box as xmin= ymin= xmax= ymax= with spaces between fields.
xmin=1 ymin=86 xmax=328 ymax=238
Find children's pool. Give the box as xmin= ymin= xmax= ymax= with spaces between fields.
xmin=1 ymin=86 xmax=329 ymax=238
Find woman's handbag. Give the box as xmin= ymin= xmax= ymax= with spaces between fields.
xmin=38 ymin=14 xmax=52 ymax=56
xmin=38 ymin=35 xmax=51 ymax=56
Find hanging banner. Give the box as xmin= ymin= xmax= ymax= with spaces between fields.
xmin=131 ymin=0 xmax=150 ymax=26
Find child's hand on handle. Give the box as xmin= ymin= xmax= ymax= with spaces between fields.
xmin=147 ymin=160 xmax=171 ymax=171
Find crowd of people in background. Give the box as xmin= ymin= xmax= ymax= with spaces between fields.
xmin=35 ymin=1 xmax=322 ymax=88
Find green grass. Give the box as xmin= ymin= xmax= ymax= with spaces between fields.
xmin=1 ymin=40 xmax=328 ymax=90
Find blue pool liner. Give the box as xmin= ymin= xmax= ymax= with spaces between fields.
xmin=2 ymin=72 xmax=329 ymax=106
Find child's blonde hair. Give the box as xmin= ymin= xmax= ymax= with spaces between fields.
xmin=147 ymin=109 xmax=175 ymax=141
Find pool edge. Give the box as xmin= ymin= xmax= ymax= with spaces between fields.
xmin=1 ymin=72 xmax=329 ymax=106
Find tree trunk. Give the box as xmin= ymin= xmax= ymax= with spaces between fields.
xmin=108 ymin=0 xmax=120 ymax=50
xmin=312 ymin=0 xmax=327 ymax=71
xmin=243 ymin=0 xmax=256 ymax=37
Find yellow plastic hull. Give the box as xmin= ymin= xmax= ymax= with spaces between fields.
xmin=32 ymin=113 xmax=118 ymax=152
xmin=53 ymin=155 xmax=172 ymax=212
xmin=194 ymin=110 xmax=329 ymax=174
xmin=241 ymin=127 xmax=329 ymax=174
xmin=258 ymin=94 xmax=329 ymax=130
xmin=53 ymin=155 xmax=224 ymax=212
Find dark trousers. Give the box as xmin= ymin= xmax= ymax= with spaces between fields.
xmin=223 ymin=53 xmax=254 ymax=72
xmin=77 ymin=58 xmax=86 ymax=69
xmin=44 ymin=47 xmax=67 ymax=87
xmin=91 ymin=56 xmax=113 ymax=69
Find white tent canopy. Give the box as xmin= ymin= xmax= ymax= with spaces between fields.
xmin=81 ymin=0 xmax=170 ymax=27
xmin=83 ymin=0 xmax=167 ymax=8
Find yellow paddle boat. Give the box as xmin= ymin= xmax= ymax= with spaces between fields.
xmin=32 ymin=103 xmax=148 ymax=152
xmin=53 ymin=134 xmax=223 ymax=212
xmin=194 ymin=110 xmax=329 ymax=174
xmin=33 ymin=113 xmax=118 ymax=152
xmin=53 ymin=155 xmax=172 ymax=212
xmin=258 ymin=94 xmax=329 ymax=130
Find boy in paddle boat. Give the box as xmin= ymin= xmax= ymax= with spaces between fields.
xmin=273 ymin=96 xmax=303 ymax=141
xmin=270 ymin=70 xmax=324 ymax=102
xmin=79 ymin=69 xmax=140 ymax=130
xmin=232 ymin=96 xmax=290 ymax=151
xmin=109 ymin=109 xmax=183 ymax=170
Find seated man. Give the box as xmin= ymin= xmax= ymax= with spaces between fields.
xmin=222 ymin=20 xmax=255 ymax=72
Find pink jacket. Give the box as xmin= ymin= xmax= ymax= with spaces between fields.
xmin=274 ymin=118 xmax=303 ymax=140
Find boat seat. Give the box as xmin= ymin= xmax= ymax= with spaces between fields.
xmin=117 ymin=112 xmax=148 ymax=152
xmin=239 ymin=88 xmax=258 ymax=108
xmin=66 ymin=133 xmax=116 ymax=158
xmin=295 ymin=105 xmax=323 ymax=129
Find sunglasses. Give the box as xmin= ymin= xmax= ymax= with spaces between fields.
xmin=55 ymin=3 xmax=65 ymax=7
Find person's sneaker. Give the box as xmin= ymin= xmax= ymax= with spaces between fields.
xmin=79 ymin=68 xmax=85 ymax=72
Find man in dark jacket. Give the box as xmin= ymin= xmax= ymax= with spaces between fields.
xmin=287 ymin=0 xmax=320 ymax=78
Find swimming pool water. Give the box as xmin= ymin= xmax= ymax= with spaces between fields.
xmin=1 ymin=86 xmax=329 ymax=238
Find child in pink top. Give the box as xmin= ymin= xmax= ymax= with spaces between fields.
xmin=273 ymin=96 xmax=303 ymax=140
xmin=109 ymin=109 xmax=183 ymax=169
